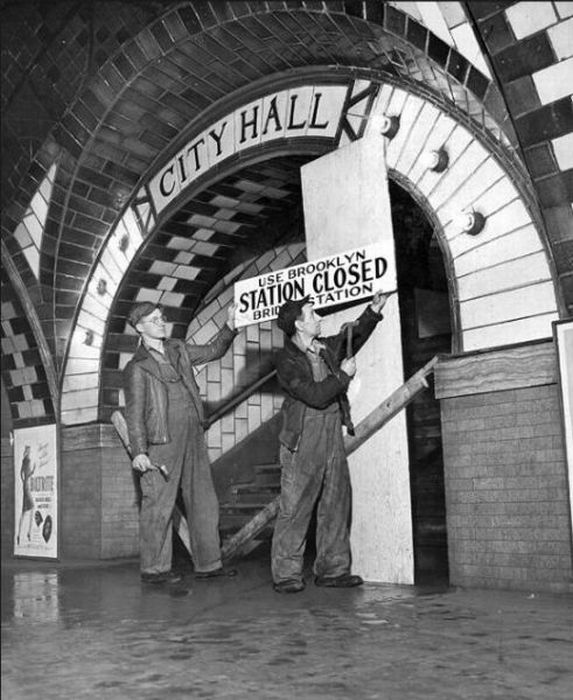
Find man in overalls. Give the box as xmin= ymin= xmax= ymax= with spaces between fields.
xmin=124 ymin=301 xmax=239 ymax=585
xmin=271 ymin=291 xmax=389 ymax=593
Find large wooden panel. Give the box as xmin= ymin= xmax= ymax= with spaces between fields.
xmin=302 ymin=135 xmax=413 ymax=584
xmin=435 ymin=340 xmax=557 ymax=399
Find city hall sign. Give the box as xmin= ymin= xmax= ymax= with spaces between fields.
xmin=148 ymin=84 xmax=351 ymax=214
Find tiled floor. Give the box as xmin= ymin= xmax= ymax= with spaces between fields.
xmin=2 ymin=547 xmax=572 ymax=700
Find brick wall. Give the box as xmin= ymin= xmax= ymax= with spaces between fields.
xmin=60 ymin=424 xmax=139 ymax=560
xmin=441 ymin=383 xmax=572 ymax=592
xmin=99 ymin=443 xmax=139 ymax=559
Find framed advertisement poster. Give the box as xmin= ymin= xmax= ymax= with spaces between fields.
xmin=553 ymin=320 xmax=573 ymax=534
xmin=13 ymin=424 xmax=58 ymax=559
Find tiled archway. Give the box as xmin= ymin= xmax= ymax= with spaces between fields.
xmin=3 ymin=4 xmax=510 ymax=369
xmin=60 ymin=73 xmax=558 ymax=424
xmin=2 ymin=2 xmax=571 ymax=431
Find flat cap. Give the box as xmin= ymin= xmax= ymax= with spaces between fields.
xmin=276 ymin=295 xmax=311 ymax=336
xmin=128 ymin=301 xmax=160 ymax=328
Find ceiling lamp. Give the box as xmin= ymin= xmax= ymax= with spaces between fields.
xmin=420 ymin=148 xmax=449 ymax=172
xmin=455 ymin=210 xmax=486 ymax=236
xmin=379 ymin=115 xmax=400 ymax=138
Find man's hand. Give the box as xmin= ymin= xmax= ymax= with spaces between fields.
xmin=226 ymin=302 xmax=237 ymax=331
xmin=340 ymin=357 xmax=357 ymax=377
xmin=132 ymin=453 xmax=152 ymax=473
xmin=370 ymin=291 xmax=391 ymax=315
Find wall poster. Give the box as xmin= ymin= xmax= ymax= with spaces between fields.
xmin=553 ymin=320 xmax=573 ymax=535
xmin=13 ymin=424 xmax=58 ymax=559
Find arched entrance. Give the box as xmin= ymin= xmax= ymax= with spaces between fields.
xmin=62 ymin=71 xmax=559 ymax=426
xmin=55 ymin=73 xmax=560 ymax=577
xmin=391 ymin=181 xmax=451 ymax=583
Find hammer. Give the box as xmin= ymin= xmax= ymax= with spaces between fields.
xmin=342 ymin=321 xmax=359 ymax=359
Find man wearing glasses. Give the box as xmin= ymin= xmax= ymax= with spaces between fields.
xmin=124 ymin=301 xmax=239 ymax=585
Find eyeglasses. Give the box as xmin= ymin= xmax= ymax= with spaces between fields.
xmin=141 ymin=314 xmax=167 ymax=325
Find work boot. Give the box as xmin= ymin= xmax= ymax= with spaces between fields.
xmin=195 ymin=566 xmax=237 ymax=580
xmin=141 ymin=570 xmax=182 ymax=585
xmin=314 ymin=573 xmax=364 ymax=588
xmin=273 ymin=579 xmax=305 ymax=594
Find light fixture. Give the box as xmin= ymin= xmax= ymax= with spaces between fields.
xmin=113 ymin=186 xmax=130 ymax=208
xmin=420 ymin=148 xmax=449 ymax=172
xmin=118 ymin=233 xmax=130 ymax=253
xmin=368 ymin=113 xmax=400 ymax=138
xmin=378 ymin=114 xmax=400 ymax=139
xmin=44 ymin=139 xmax=60 ymax=158
xmin=455 ymin=210 xmax=486 ymax=236
xmin=97 ymin=278 xmax=108 ymax=296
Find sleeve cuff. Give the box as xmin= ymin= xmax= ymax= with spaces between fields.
xmin=367 ymin=305 xmax=384 ymax=320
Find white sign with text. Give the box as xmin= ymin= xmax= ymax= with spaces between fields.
xmin=234 ymin=241 xmax=397 ymax=328
xmin=148 ymin=84 xmax=348 ymax=215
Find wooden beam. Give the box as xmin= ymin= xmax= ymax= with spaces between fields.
xmin=344 ymin=355 xmax=439 ymax=455
xmin=434 ymin=341 xmax=556 ymax=399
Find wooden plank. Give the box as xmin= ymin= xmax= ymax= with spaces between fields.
xmin=434 ymin=341 xmax=556 ymax=399
xmin=221 ymin=499 xmax=280 ymax=561
xmin=344 ymin=355 xmax=439 ymax=454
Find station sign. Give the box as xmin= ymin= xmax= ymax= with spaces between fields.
xmin=234 ymin=241 xmax=397 ymax=327
xmin=149 ymin=84 xmax=348 ymax=215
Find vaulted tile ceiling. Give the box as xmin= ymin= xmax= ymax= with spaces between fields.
xmin=2 ymin=1 xmax=572 ymax=429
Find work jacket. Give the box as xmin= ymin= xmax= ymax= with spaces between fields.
xmin=276 ymin=305 xmax=383 ymax=451
xmin=123 ymin=325 xmax=237 ymax=457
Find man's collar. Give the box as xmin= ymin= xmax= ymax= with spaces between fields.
xmin=292 ymin=334 xmax=325 ymax=355
xmin=133 ymin=338 xmax=172 ymax=362
xmin=141 ymin=337 xmax=165 ymax=355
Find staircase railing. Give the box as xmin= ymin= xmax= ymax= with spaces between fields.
xmin=204 ymin=368 xmax=276 ymax=429
xmin=221 ymin=354 xmax=440 ymax=561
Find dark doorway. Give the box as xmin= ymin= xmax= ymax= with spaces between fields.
xmin=391 ymin=181 xmax=451 ymax=585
